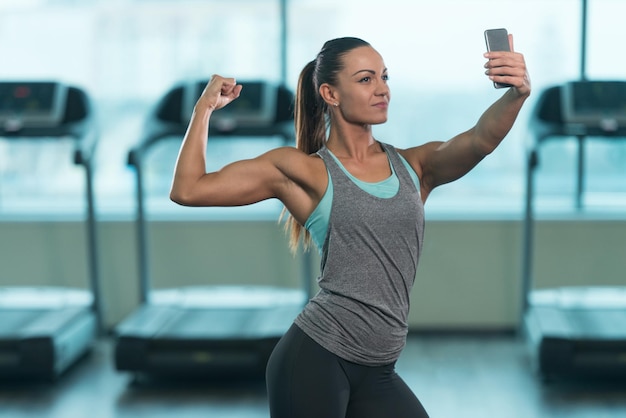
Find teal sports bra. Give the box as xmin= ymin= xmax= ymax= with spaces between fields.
xmin=304 ymin=148 xmax=421 ymax=253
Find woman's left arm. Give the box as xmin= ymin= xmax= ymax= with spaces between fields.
xmin=406 ymin=34 xmax=531 ymax=201
xmin=474 ymin=33 xmax=531 ymax=155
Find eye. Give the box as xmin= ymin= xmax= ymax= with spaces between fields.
xmin=382 ymin=74 xmax=389 ymax=82
xmin=359 ymin=76 xmax=371 ymax=83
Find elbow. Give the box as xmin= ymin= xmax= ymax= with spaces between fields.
xmin=170 ymin=185 xmax=216 ymax=207
xmin=169 ymin=190 xmax=184 ymax=206
xmin=169 ymin=187 xmax=193 ymax=206
xmin=170 ymin=175 xmax=205 ymax=206
xmin=473 ymin=126 xmax=509 ymax=157
xmin=476 ymin=141 xmax=497 ymax=157
xmin=469 ymin=128 xmax=498 ymax=158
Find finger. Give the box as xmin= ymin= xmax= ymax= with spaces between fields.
xmin=220 ymin=83 xmax=242 ymax=106
xmin=208 ymin=74 xmax=225 ymax=87
xmin=233 ymin=84 xmax=243 ymax=98
xmin=508 ymin=34 xmax=515 ymax=52
xmin=485 ymin=52 xmax=525 ymax=71
xmin=203 ymin=75 xmax=225 ymax=96
xmin=220 ymin=78 xmax=241 ymax=97
xmin=197 ymin=75 xmax=239 ymax=110
xmin=220 ymin=77 xmax=237 ymax=90
xmin=489 ymin=64 xmax=527 ymax=83
xmin=221 ymin=85 xmax=241 ymax=104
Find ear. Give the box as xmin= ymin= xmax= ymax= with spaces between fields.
xmin=319 ymin=83 xmax=339 ymax=107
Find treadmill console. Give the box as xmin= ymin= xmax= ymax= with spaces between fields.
xmin=561 ymin=80 xmax=626 ymax=130
xmin=182 ymin=79 xmax=277 ymax=131
xmin=0 ymin=81 xmax=68 ymax=131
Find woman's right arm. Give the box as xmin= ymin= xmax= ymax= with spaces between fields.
xmin=170 ymin=75 xmax=282 ymax=207
xmin=169 ymin=75 xmax=321 ymax=217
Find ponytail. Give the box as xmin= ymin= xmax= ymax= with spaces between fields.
xmin=281 ymin=37 xmax=371 ymax=253
xmin=295 ymin=60 xmax=328 ymax=156
xmin=281 ymin=60 xmax=327 ymax=253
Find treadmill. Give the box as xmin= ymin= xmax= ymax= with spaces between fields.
xmin=113 ymin=79 xmax=310 ymax=378
xmin=0 ymin=81 xmax=103 ymax=380
xmin=521 ymin=80 xmax=626 ymax=380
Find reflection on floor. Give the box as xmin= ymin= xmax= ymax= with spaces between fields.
xmin=1 ymin=334 xmax=626 ymax=418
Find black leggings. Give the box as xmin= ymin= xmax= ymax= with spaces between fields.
xmin=266 ymin=324 xmax=429 ymax=418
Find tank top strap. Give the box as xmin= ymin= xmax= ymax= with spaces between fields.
xmin=378 ymin=142 xmax=418 ymax=193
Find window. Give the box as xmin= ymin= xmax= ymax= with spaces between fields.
xmin=0 ymin=0 xmax=624 ymax=219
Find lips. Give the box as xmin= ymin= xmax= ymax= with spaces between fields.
xmin=374 ymin=102 xmax=388 ymax=109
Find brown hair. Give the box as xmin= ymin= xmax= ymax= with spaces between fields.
xmin=282 ymin=37 xmax=371 ymax=253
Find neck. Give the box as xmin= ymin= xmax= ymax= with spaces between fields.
xmin=326 ymin=123 xmax=378 ymax=160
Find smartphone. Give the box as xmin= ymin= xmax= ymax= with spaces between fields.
xmin=484 ymin=28 xmax=513 ymax=89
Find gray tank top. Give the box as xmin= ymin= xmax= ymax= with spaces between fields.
xmin=295 ymin=142 xmax=425 ymax=365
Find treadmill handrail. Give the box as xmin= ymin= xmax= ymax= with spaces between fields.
xmin=126 ymin=80 xmax=296 ymax=304
xmin=521 ymin=82 xmax=626 ymax=326
xmin=0 ymin=83 xmax=104 ymax=335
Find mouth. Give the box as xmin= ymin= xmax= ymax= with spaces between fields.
xmin=373 ymin=102 xmax=388 ymax=109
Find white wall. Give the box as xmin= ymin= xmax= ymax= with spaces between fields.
xmin=1 ymin=219 xmax=624 ymax=331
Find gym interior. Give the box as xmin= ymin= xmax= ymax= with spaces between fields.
xmin=1 ymin=1 xmax=625 ymax=417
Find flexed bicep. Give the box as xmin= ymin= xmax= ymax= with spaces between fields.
xmin=170 ymin=150 xmax=286 ymax=207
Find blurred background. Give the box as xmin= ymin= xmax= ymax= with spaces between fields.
xmin=1 ymin=0 xmax=625 ymax=217
xmin=1 ymin=1 xmax=625 ymax=417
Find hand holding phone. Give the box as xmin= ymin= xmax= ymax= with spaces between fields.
xmin=484 ymin=28 xmax=513 ymax=89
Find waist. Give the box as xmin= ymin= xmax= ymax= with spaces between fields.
xmin=294 ymin=290 xmax=409 ymax=366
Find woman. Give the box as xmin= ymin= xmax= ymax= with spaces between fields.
xmin=170 ymin=36 xmax=530 ymax=418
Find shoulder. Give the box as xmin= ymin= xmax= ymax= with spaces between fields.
xmin=264 ymin=146 xmax=324 ymax=171
xmin=395 ymin=144 xmax=428 ymax=178
xmin=265 ymin=146 xmax=326 ymax=189
xmin=396 ymin=142 xmax=445 ymax=199
xmin=265 ymin=146 xmax=328 ymax=224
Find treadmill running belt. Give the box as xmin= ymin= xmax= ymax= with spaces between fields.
xmin=0 ymin=310 xmax=43 ymax=336
xmin=566 ymin=309 xmax=626 ymax=339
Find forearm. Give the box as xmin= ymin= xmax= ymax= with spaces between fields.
xmin=474 ymin=87 xmax=530 ymax=155
xmin=477 ymin=41 xmax=532 ymax=155
xmin=170 ymin=105 xmax=212 ymax=202
xmin=171 ymin=75 xmax=242 ymax=203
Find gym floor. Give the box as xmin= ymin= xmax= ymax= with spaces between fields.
xmin=2 ymin=333 xmax=626 ymax=418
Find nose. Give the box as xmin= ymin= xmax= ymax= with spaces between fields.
xmin=377 ymin=82 xmax=390 ymax=99
xmin=376 ymin=83 xmax=391 ymax=100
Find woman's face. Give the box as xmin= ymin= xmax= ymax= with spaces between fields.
xmin=333 ymin=46 xmax=390 ymax=125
